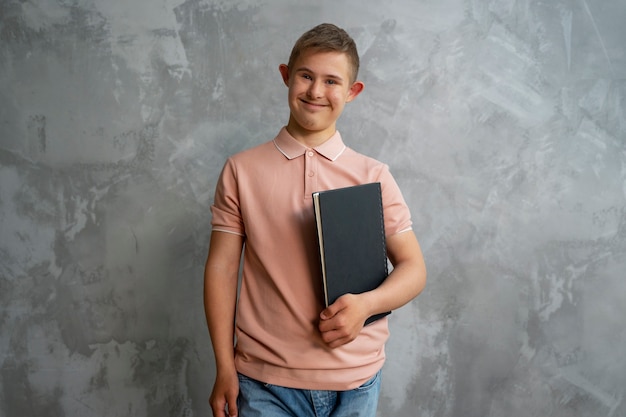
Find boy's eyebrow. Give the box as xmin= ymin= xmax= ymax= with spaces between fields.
xmin=294 ymin=66 xmax=345 ymax=81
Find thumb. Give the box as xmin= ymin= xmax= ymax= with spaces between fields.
xmin=320 ymin=298 xmax=345 ymax=320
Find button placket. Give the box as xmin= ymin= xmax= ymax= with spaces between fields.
xmin=304 ymin=149 xmax=317 ymax=199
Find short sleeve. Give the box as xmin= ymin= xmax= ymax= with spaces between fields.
xmin=210 ymin=158 xmax=245 ymax=236
xmin=377 ymin=165 xmax=413 ymax=237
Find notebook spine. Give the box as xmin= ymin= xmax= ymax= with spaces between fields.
xmin=376 ymin=183 xmax=388 ymax=276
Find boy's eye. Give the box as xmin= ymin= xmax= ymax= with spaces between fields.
xmin=326 ymin=79 xmax=336 ymax=85
xmin=302 ymin=74 xmax=312 ymax=80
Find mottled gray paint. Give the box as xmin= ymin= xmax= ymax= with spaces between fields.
xmin=1 ymin=0 xmax=624 ymax=416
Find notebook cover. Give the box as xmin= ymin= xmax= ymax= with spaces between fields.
xmin=313 ymin=182 xmax=390 ymax=325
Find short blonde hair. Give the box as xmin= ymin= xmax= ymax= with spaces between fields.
xmin=287 ymin=23 xmax=360 ymax=83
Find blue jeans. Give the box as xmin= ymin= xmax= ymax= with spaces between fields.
xmin=237 ymin=371 xmax=381 ymax=417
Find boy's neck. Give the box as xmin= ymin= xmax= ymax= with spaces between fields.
xmin=285 ymin=119 xmax=337 ymax=148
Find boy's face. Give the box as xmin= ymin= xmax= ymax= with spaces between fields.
xmin=279 ymin=50 xmax=364 ymax=145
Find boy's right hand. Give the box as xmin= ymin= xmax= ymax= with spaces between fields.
xmin=209 ymin=370 xmax=239 ymax=417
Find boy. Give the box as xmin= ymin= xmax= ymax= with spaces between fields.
xmin=204 ymin=23 xmax=426 ymax=417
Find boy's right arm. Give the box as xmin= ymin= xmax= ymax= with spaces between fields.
xmin=204 ymin=231 xmax=245 ymax=417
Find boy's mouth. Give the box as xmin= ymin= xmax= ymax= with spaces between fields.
xmin=300 ymin=99 xmax=327 ymax=109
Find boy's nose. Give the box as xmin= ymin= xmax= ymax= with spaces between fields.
xmin=307 ymin=81 xmax=323 ymax=99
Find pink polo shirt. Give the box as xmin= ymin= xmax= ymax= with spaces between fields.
xmin=211 ymin=127 xmax=412 ymax=391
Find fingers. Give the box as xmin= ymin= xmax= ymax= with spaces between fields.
xmin=210 ymin=397 xmax=238 ymax=417
xmin=210 ymin=394 xmax=225 ymax=417
xmin=209 ymin=374 xmax=239 ymax=417
xmin=321 ymin=328 xmax=357 ymax=348
xmin=226 ymin=392 xmax=238 ymax=417
xmin=210 ymin=399 xmax=226 ymax=417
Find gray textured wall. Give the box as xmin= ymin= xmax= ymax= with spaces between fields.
xmin=1 ymin=1 xmax=624 ymax=416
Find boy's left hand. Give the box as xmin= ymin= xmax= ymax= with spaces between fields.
xmin=319 ymin=293 xmax=368 ymax=348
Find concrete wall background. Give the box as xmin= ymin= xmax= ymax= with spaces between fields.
xmin=1 ymin=1 xmax=625 ymax=416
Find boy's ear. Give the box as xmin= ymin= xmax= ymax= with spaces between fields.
xmin=346 ymin=81 xmax=365 ymax=102
xmin=279 ymin=64 xmax=290 ymax=86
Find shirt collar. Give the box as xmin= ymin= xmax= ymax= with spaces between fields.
xmin=273 ymin=127 xmax=347 ymax=162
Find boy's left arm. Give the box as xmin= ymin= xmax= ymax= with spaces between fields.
xmin=319 ymin=230 xmax=427 ymax=348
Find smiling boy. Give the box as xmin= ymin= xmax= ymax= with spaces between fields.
xmin=204 ymin=23 xmax=426 ymax=417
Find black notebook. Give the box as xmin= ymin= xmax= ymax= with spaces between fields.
xmin=312 ymin=182 xmax=391 ymax=325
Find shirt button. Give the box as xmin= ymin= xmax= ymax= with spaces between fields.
xmin=308 ymin=171 xmax=315 ymax=177
xmin=307 ymin=151 xmax=314 ymax=157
